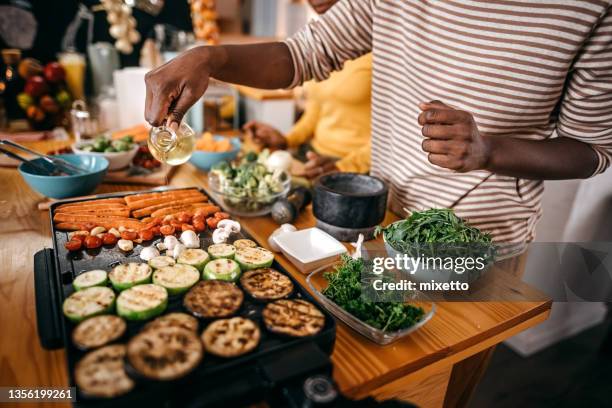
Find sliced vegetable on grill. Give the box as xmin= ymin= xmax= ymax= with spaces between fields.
xmin=63 ymin=286 xmax=116 ymax=323
xmin=72 ymin=315 xmax=126 ymax=350
xmin=109 ymin=263 xmax=152 ymax=291
xmin=73 ymin=269 xmax=108 ymax=291
xmin=143 ymin=312 xmax=199 ymax=333
xmin=235 ymin=246 xmax=274 ymax=270
xmin=207 ymin=243 xmax=236 ymax=259
xmin=203 ymin=258 xmax=241 ymax=282
xmin=176 ymin=248 xmax=209 ymax=272
xmin=148 ymin=255 xmax=176 ymax=270
xmin=152 ymin=264 xmax=200 ymax=295
xmin=202 ymin=317 xmax=260 ymax=358
xmin=127 ymin=326 xmax=203 ymax=381
xmin=240 ymin=268 xmax=293 ymax=300
xmin=184 ymin=280 xmax=243 ymax=319
xmin=233 ymin=239 xmax=257 ymax=249
xmin=116 ymin=284 xmax=168 ymax=321
xmin=263 ymin=299 xmax=325 ymax=337
xmin=75 ymin=345 xmax=134 ymax=398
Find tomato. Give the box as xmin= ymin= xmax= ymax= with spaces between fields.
xmin=192 ymin=214 xmax=205 ymax=224
xmin=193 ymin=220 xmax=206 ymax=232
xmin=160 ymin=225 xmax=176 ymax=236
xmin=214 ymin=212 xmax=230 ymax=220
xmin=149 ymin=217 xmax=163 ymax=226
xmin=120 ymin=230 xmax=138 ymax=240
xmin=181 ymin=223 xmax=195 ymax=232
xmin=170 ymin=220 xmax=183 ymax=229
xmin=71 ymin=234 xmax=88 ymax=243
xmin=102 ymin=233 xmax=118 ymax=245
xmin=206 ymin=217 xmax=219 ymax=229
xmin=149 ymin=226 xmax=161 ymax=236
xmin=84 ymin=235 xmax=103 ymax=249
xmin=65 ymin=239 xmax=82 ymax=251
xmin=177 ymin=212 xmax=192 ymax=224
xmin=139 ymin=229 xmax=155 ymax=241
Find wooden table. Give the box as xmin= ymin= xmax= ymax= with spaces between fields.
xmin=0 ymin=140 xmax=551 ymax=408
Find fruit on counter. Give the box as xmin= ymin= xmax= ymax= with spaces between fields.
xmin=240 ymin=268 xmax=294 ymax=301
xmin=62 ymin=286 xmax=116 ymax=323
xmin=108 ymin=263 xmax=152 ymax=291
xmin=195 ymin=131 xmax=234 ymax=152
xmin=73 ymin=269 xmax=108 ymax=291
xmin=262 ymin=299 xmax=325 ymax=337
xmin=72 ymin=315 xmax=127 ymax=350
xmin=43 ymin=61 xmax=66 ymax=83
xmin=26 ymin=105 xmax=45 ymax=122
xmin=55 ymin=90 xmax=71 ymax=109
xmin=202 ymin=258 xmax=241 ymax=282
xmin=201 ymin=317 xmax=260 ymax=358
xmin=39 ymin=95 xmax=60 ymax=113
xmin=116 ymin=284 xmax=168 ymax=321
xmin=24 ymin=75 xmax=48 ymax=97
xmin=207 ymin=243 xmax=236 ymax=259
xmin=17 ymin=57 xmax=43 ymax=79
xmin=152 ymin=264 xmax=200 ymax=295
xmin=143 ymin=312 xmax=199 ymax=333
xmin=16 ymin=92 xmax=33 ymax=110
xmin=74 ymin=345 xmax=134 ymax=398
xmin=234 ymin=246 xmax=274 ymax=271
xmin=126 ymin=326 xmax=203 ymax=381
xmin=177 ymin=248 xmax=209 ymax=272
xmin=183 ymin=280 xmax=244 ymax=319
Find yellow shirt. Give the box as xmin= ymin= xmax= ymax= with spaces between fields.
xmin=285 ymin=53 xmax=372 ymax=173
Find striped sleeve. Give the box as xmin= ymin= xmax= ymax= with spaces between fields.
xmin=284 ymin=0 xmax=375 ymax=87
xmin=557 ymin=6 xmax=612 ymax=176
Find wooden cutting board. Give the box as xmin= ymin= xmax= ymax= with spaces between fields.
xmin=103 ymin=163 xmax=176 ymax=185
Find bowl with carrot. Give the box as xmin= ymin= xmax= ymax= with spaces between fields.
xmin=189 ymin=132 xmax=241 ymax=171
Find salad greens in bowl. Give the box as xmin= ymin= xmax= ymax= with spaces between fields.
xmin=208 ymin=151 xmax=290 ymax=217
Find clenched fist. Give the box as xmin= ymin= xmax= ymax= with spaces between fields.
xmin=418 ymin=101 xmax=491 ymax=172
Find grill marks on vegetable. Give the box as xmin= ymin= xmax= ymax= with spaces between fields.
xmin=202 ymin=317 xmax=260 ymax=357
xmin=75 ymin=345 xmax=134 ymax=398
xmin=263 ymin=300 xmax=324 ymax=337
xmin=184 ymin=281 xmax=244 ymax=318
xmin=240 ymin=268 xmax=294 ymax=300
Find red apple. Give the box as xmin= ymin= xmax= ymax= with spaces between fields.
xmin=24 ymin=76 xmax=49 ymax=97
xmin=43 ymin=62 xmax=66 ymax=83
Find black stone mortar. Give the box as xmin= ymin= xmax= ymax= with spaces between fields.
xmin=313 ymin=173 xmax=388 ymax=241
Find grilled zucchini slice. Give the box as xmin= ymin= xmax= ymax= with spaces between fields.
xmin=72 ymin=315 xmax=126 ymax=350
xmin=73 ymin=269 xmax=108 ymax=291
xmin=203 ymin=258 xmax=241 ymax=282
xmin=116 ymin=284 xmax=168 ymax=321
xmin=63 ymin=286 xmax=115 ymax=323
xmin=177 ymin=248 xmax=209 ymax=272
xmin=207 ymin=243 xmax=236 ymax=259
xmin=109 ymin=263 xmax=152 ymax=291
xmin=152 ymin=264 xmax=200 ymax=295
xmin=235 ymin=247 xmax=274 ymax=270
xmin=233 ymin=239 xmax=257 ymax=249
xmin=148 ymin=255 xmax=175 ymax=270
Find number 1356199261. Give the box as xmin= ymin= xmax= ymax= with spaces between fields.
xmin=1 ymin=387 xmax=75 ymax=402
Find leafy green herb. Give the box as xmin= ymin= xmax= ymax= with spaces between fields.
xmin=322 ymin=255 xmax=424 ymax=332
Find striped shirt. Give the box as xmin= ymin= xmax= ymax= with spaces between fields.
xmin=285 ymin=0 xmax=612 ymax=243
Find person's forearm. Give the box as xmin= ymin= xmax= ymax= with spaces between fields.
xmin=207 ymin=43 xmax=295 ymax=89
xmin=485 ymin=136 xmax=599 ymax=179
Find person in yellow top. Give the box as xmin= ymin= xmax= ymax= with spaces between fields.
xmin=243 ymin=0 xmax=372 ymax=178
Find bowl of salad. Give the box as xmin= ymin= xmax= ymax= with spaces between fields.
xmin=72 ymin=134 xmax=138 ymax=171
xmin=208 ymin=151 xmax=290 ymax=217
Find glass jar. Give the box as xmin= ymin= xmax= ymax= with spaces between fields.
xmin=148 ymin=121 xmax=196 ymax=165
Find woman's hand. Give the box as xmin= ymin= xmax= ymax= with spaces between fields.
xmin=418 ymin=101 xmax=491 ymax=172
xmin=303 ymin=151 xmax=339 ymax=179
xmin=243 ymin=121 xmax=288 ymax=149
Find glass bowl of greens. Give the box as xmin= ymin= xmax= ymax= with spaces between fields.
xmin=208 ymin=153 xmax=290 ymax=217
xmin=306 ymin=255 xmax=435 ymax=345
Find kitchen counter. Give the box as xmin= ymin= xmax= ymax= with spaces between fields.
xmin=0 ymin=140 xmax=551 ymax=407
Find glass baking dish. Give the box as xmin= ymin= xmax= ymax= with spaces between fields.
xmin=306 ymin=262 xmax=436 ymax=345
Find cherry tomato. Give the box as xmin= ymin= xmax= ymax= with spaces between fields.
xmin=102 ymin=233 xmax=118 ymax=245
xmin=84 ymin=235 xmax=103 ymax=249
xmin=192 ymin=214 xmax=205 ymax=224
xmin=149 ymin=217 xmax=163 ymax=226
xmin=177 ymin=212 xmax=192 ymax=224
xmin=139 ymin=229 xmax=155 ymax=241
xmin=149 ymin=226 xmax=161 ymax=236
xmin=160 ymin=225 xmax=176 ymax=236
xmin=181 ymin=223 xmax=195 ymax=232
xmin=214 ymin=212 xmax=230 ymax=220
xmin=65 ymin=239 xmax=82 ymax=251
xmin=120 ymin=230 xmax=139 ymax=241
xmin=193 ymin=220 xmax=206 ymax=232
xmin=170 ymin=220 xmax=183 ymax=229
xmin=71 ymin=234 xmax=88 ymax=243
xmin=206 ymin=217 xmax=219 ymax=229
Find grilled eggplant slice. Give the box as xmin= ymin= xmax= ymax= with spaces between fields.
xmin=148 ymin=255 xmax=175 ymax=270
xmin=127 ymin=326 xmax=203 ymax=381
xmin=235 ymin=247 xmax=274 ymax=270
xmin=75 ymin=345 xmax=134 ymax=398
xmin=116 ymin=284 xmax=168 ymax=321
xmin=177 ymin=248 xmax=209 ymax=272
xmin=184 ymin=280 xmax=243 ymax=319
xmin=152 ymin=264 xmax=200 ymax=295
xmin=108 ymin=263 xmax=152 ymax=291
xmin=73 ymin=269 xmax=108 ymax=291
xmin=63 ymin=286 xmax=115 ymax=323
xmin=143 ymin=312 xmax=199 ymax=333
xmin=240 ymin=268 xmax=293 ymax=300
xmin=72 ymin=315 xmax=126 ymax=350
xmin=201 ymin=317 xmax=260 ymax=358
xmin=263 ymin=299 xmax=325 ymax=337
xmin=202 ymin=258 xmax=241 ymax=282
xmin=207 ymin=243 xmax=236 ymax=259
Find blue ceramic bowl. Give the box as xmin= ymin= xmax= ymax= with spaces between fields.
xmin=18 ymin=154 xmax=109 ymax=199
xmin=189 ymin=136 xmax=241 ymax=171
